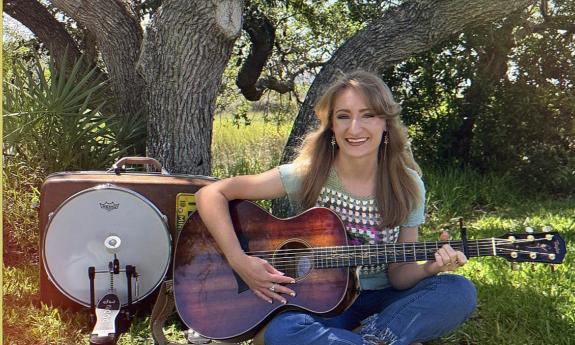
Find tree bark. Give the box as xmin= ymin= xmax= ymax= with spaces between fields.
xmin=49 ymin=0 xmax=146 ymax=138
xmin=3 ymin=0 xmax=82 ymax=64
xmin=140 ymin=0 xmax=243 ymax=174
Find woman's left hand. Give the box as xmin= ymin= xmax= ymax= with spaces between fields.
xmin=425 ymin=243 xmax=468 ymax=274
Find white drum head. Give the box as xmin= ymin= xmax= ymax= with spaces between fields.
xmin=43 ymin=185 xmax=171 ymax=307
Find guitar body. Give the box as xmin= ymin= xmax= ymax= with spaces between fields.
xmin=173 ymin=200 xmax=358 ymax=342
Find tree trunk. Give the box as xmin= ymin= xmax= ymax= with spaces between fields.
xmin=49 ymin=0 xmax=146 ymax=150
xmin=140 ymin=0 xmax=243 ymax=174
xmin=272 ymin=0 xmax=536 ymax=216
xmin=448 ymin=16 xmax=519 ymax=166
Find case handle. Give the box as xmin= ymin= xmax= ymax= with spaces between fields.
xmin=111 ymin=157 xmax=169 ymax=175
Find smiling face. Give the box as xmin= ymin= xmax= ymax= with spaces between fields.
xmin=331 ymin=87 xmax=387 ymax=162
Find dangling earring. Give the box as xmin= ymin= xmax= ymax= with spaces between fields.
xmin=383 ymin=131 xmax=389 ymax=161
xmin=331 ymin=135 xmax=336 ymax=161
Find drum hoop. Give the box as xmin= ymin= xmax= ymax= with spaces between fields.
xmin=42 ymin=184 xmax=172 ymax=307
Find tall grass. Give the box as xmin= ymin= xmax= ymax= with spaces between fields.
xmin=3 ymin=160 xmax=43 ymax=265
xmin=3 ymin=117 xmax=574 ymax=344
xmin=420 ymin=165 xmax=521 ymax=236
xmin=211 ymin=114 xmax=292 ymax=177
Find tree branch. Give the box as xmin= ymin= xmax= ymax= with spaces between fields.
xmin=3 ymin=0 xmax=82 ymax=63
xmin=255 ymin=76 xmax=293 ymax=94
xmin=532 ymin=15 xmax=575 ymax=34
xmin=539 ymin=0 xmax=549 ymax=19
xmin=236 ymin=6 xmax=276 ymax=101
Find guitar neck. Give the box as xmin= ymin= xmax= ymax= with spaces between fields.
xmin=312 ymin=239 xmax=497 ymax=268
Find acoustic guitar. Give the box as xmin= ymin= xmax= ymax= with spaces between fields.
xmin=173 ymin=200 xmax=566 ymax=342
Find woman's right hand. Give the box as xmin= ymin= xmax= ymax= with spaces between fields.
xmin=230 ymin=254 xmax=296 ymax=304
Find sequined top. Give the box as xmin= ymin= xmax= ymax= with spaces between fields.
xmin=278 ymin=163 xmax=425 ymax=290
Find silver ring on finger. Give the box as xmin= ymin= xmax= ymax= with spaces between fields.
xmin=269 ymin=283 xmax=276 ymax=292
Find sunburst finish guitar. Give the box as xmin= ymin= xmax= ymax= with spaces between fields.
xmin=173 ymin=200 xmax=566 ymax=342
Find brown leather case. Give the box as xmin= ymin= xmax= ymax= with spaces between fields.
xmin=38 ymin=158 xmax=216 ymax=311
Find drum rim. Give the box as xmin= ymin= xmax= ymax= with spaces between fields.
xmin=42 ymin=184 xmax=172 ymax=307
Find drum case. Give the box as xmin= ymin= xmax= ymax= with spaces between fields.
xmin=39 ymin=166 xmax=215 ymax=311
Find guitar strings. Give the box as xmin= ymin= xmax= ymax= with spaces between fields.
xmin=245 ymin=237 xmax=552 ymax=257
xmin=245 ymin=237 xmax=551 ymax=255
xmin=242 ymin=238 xmax=555 ymax=267
xmin=250 ymin=247 xmax=552 ymax=263
xmin=248 ymin=245 xmax=556 ymax=269
xmin=247 ymin=248 xmax=554 ymax=267
xmin=247 ymin=244 xmax=551 ymax=262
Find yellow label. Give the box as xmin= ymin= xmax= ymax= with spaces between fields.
xmin=176 ymin=193 xmax=197 ymax=232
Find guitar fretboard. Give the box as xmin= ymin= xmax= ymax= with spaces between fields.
xmin=310 ymin=240 xmax=495 ymax=268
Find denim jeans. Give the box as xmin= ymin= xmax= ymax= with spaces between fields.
xmin=264 ymin=274 xmax=477 ymax=345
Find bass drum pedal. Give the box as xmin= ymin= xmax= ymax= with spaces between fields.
xmin=90 ymin=293 xmax=121 ymax=345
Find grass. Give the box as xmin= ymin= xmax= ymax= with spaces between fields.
xmin=3 ymin=116 xmax=574 ymax=344
xmin=211 ymin=114 xmax=291 ymax=178
xmin=429 ymin=207 xmax=575 ymax=344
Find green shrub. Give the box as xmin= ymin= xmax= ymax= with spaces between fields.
xmin=2 ymin=53 xmax=145 ymax=174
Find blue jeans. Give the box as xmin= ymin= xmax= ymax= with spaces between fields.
xmin=264 ymin=274 xmax=476 ymax=345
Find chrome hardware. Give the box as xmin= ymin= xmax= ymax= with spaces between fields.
xmin=549 ymin=254 xmax=556 ymax=260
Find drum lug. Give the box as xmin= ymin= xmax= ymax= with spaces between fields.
xmin=48 ymin=212 xmax=54 ymax=221
xmin=162 ymin=214 xmax=168 ymax=223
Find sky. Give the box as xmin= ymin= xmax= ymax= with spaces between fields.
xmin=3 ymin=14 xmax=35 ymax=42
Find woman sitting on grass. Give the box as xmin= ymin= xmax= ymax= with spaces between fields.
xmin=196 ymin=70 xmax=477 ymax=345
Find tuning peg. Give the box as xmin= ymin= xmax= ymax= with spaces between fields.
xmin=512 ymin=263 xmax=520 ymax=271
xmin=525 ymin=226 xmax=534 ymax=233
xmin=543 ymin=225 xmax=553 ymax=232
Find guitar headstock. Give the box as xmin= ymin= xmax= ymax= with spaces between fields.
xmin=495 ymin=230 xmax=566 ymax=264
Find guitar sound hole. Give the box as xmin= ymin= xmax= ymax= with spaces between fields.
xmin=272 ymin=240 xmax=313 ymax=280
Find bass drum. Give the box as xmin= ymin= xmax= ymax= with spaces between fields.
xmin=43 ymin=185 xmax=171 ymax=307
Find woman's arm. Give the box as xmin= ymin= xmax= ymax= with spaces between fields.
xmin=195 ymin=168 xmax=296 ymax=303
xmin=387 ymin=227 xmax=467 ymax=290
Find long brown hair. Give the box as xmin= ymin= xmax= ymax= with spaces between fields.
xmin=293 ymin=70 xmax=422 ymax=227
